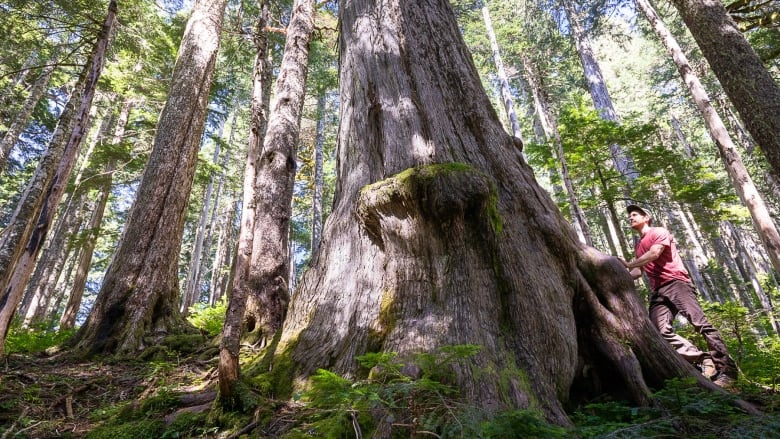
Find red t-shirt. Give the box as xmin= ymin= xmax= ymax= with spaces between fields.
xmin=635 ymin=227 xmax=690 ymax=290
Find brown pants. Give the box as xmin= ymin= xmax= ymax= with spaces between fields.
xmin=649 ymin=280 xmax=736 ymax=376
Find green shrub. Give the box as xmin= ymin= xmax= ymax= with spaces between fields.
xmin=4 ymin=321 xmax=76 ymax=354
xmin=291 ymin=345 xmax=567 ymax=438
xmin=186 ymin=298 xmax=226 ymax=337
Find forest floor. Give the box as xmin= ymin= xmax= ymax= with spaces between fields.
xmin=3 ymin=347 xmax=780 ymax=438
xmin=0 ymin=347 xmax=252 ymax=438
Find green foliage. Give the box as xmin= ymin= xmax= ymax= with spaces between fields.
xmin=140 ymin=388 xmax=180 ymax=414
xmin=694 ymin=300 xmax=780 ymax=389
xmin=161 ymin=411 xmax=217 ymax=438
xmin=290 ymin=345 xmax=564 ymax=438
xmin=556 ymin=100 xmax=656 ymax=205
xmin=186 ymin=297 xmax=227 ymax=337
xmin=572 ymin=378 xmax=780 ymax=438
xmin=4 ymin=321 xmax=76 ymax=354
xmin=479 ymin=409 xmax=568 ymax=438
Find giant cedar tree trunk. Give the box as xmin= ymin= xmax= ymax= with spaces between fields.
xmin=669 ymin=0 xmax=780 ymax=182
xmin=270 ymin=0 xmax=737 ymax=427
xmin=69 ymin=0 xmax=227 ymax=355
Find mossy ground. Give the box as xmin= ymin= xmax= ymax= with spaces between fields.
xmin=0 ymin=339 xmax=307 ymax=438
xmin=2 ymin=342 xmax=780 ymax=438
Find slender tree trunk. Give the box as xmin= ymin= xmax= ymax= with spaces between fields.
xmin=225 ymin=0 xmax=274 ymax=345
xmin=196 ymin=110 xmax=236 ymax=308
xmin=522 ymin=54 xmax=592 ymax=245
xmin=670 ymin=0 xmax=780 ymax=181
xmin=311 ymin=94 xmax=326 ymax=256
xmin=219 ymin=1 xmax=272 ymax=397
xmin=562 ymin=1 xmax=638 ymax=182
xmin=720 ymin=222 xmax=761 ymax=308
xmin=0 ymin=62 xmax=56 ymax=171
xmin=18 ymin=192 xmax=84 ymax=325
xmin=24 ymin=200 xmax=89 ymax=327
xmin=52 ymin=246 xmax=80 ymax=317
xmin=0 ymin=1 xmax=116 ymax=353
xmin=68 ymin=0 xmax=227 ymax=356
xmin=725 ymin=221 xmax=780 ymax=335
xmin=0 ymin=52 xmax=35 ymax=113
xmin=20 ymin=99 xmax=108 ymax=325
xmin=637 ymin=0 xmax=780 ymax=276
xmin=481 ymin=2 xmax=523 ymax=149
xmin=672 ymin=202 xmax=713 ymax=300
xmin=61 ymin=98 xmax=134 ymax=330
xmin=658 ymin=200 xmax=711 ymax=300
xmin=210 ymin=199 xmax=238 ymax=305
xmin=266 ymin=0 xmax=753 ymax=427
xmin=0 ymin=53 xmax=37 ymax=131
xmin=182 ymin=119 xmax=225 ymax=315
xmin=219 ymin=0 xmax=315 ymax=407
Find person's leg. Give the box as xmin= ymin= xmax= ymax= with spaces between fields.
xmin=660 ymin=281 xmax=736 ymax=377
xmin=648 ymin=291 xmax=707 ymax=363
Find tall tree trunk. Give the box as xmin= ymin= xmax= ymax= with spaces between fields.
xmin=20 ymin=99 xmax=108 ymax=326
xmin=225 ymin=0 xmax=274 ymax=343
xmin=196 ymin=109 xmax=236 ymax=308
xmin=51 ymin=246 xmax=81 ymax=320
xmin=68 ymin=0 xmax=227 ymax=356
xmin=481 ymin=2 xmax=523 ymax=149
xmin=725 ymin=221 xmax=780 ymax=335
xmin=670 ymin=201 xmax=712 ymax=300
xmin=218 ymin=0 xmax=272 ymax=404
xmin=670 ymin=113 xmax=695 ymax=157
xmin=0 ymin=62 xmax=56 ymax=171
xmin=219 ymin=0 xmax=314 ymax=408
xmin=0 ymin=52 xmax=35 ymax=115
xmin=267 ymin=0 xmax=748 ymax=428
xmin=311 ymin=94 xmax=326 ymax=256
xmin=182 ymin=119 xmax=225 ymax=315
xmin=637 ymin=0 xmax=780 ymax=276
xmin=0 ymin=1 xmax=116 ymax=353
xmin=24 ymin=200 xmax=88 ymax=327
xmin=562 ymin=1 xmax=638 ymax=182
xmin=522 ymin=54 xmax=592 ymax=245
xmin=18 ymin=191 xmax=84 ymax=326
xmin=669 ymin=0 xmax=780 ymax=181
xmin=60 ymin=98 xmax=134 ymax=330
xmin=59 ymin=180 xmax=109 ymax=330
xmin=209 ymin=198 xmax=238 ymax=305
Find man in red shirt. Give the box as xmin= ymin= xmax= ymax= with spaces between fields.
xmin=621 ymin=204 xmax=737 ymax=387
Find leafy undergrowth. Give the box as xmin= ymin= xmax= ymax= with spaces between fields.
xmin=2 ymin=344 xmax=780 ymax=438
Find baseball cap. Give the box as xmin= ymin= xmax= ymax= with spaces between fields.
xmin=626 ymin=203 xmax=653 ymax=222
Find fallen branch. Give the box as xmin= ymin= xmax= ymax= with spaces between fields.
xmin=0 ymin=406 xmax=29 ymax=439
xmin=227 ymin=420 xmax=259 ymax=439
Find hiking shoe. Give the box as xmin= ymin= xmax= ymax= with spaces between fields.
xmin=700 ymin=359 xmax=717 ymax=379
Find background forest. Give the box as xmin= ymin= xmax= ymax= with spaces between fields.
xmin=1 ymin=0 xmax=780 ymax=437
